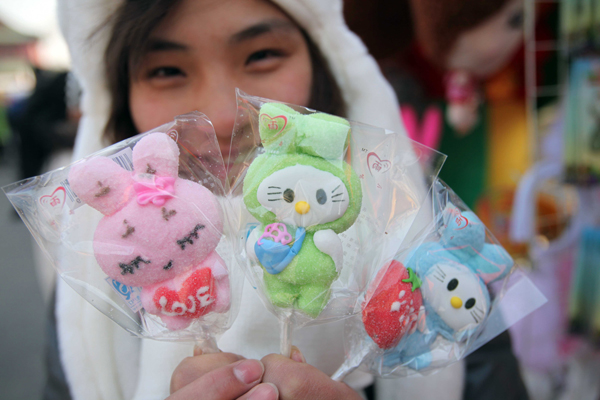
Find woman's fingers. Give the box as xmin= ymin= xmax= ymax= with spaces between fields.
xmin=237 ymin=383 xmax=279 ymax=400
xmin=261 ymin=353 xmax=362 ymax=400
xmin=170 ymin=352 xmax=245 ymax=394
xmin=168 ymin=359 xmax=265 ymax=400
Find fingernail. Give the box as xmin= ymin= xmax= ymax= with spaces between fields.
xmin=247 ymin=383 xmax=279 ymax=400
xmin=193 ymin=346 xmax=203 ymax=357
xmin=233 ymin=360 xmax=264 ymax=385
xmin=291 ymin=346 xmax=306 ymax=363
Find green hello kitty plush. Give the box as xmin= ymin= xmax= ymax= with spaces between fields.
xmin=243 ymin=103 xmax=362 ymax=318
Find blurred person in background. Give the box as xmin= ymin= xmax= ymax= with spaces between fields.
xmin=8 ymin=69 xmax=79 ymax=180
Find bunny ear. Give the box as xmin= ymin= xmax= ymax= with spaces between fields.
xmin=132 ymin=132 xmax=180 ymax=177
xmin=476 ymin=244 xmax=513 ymax=284
xmin=68 ymin=157 xmax=133 ymax=216
xmin=296 ymin=112 xmax=350 ymax=160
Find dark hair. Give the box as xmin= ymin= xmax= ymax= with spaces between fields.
xmin=103 ymin=0 xmax=345 ymax=144
xmin=409 ymin=0 xmax=512 ymax=65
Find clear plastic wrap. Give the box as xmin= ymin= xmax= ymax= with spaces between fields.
xmin=333 ymin=178 xmax=547 ymax=379
xmin=227 ymin=90 xmax=446 ymax=356
xmin=3 ymin=112 xmax=243 ymax=348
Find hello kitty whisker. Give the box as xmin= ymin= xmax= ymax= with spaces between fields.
xmin=332 ymin=193 xmax=343 ymax=198
xmin=436 ymin=265 xmax=446 ymax=278
xmin=267 ymin=192 xmax=282 ymax=195
xmin=268 ymin=199 xmax=281 ymax=201
xmin=332 ymin=200 xmax=345 ymax=202
xmin=470 ymin=311 xmax=479 ymax=323
xmin=268 ymin=186 xmax=281 ymax=189
xmin=332 ymin=184 xmax=341 ymax=193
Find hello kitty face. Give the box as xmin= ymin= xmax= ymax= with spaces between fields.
xmin=421 ymin=262 xmax=488 ymax=332
xmin=256 ymin=165 xmax=349 ymax=228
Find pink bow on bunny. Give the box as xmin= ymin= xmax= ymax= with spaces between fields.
xmin=134 ymin=176 xmax=176 ymax=206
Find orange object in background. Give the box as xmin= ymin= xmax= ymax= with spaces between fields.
xmin=477 ymin=187 xmax=571 ymax=262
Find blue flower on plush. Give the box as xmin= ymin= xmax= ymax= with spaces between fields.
xmin=383 ymin=204 xmax=513 ymax=370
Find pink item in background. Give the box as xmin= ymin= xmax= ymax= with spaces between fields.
xmin=68 ymin=132 xmax=229 ymax=330
xmin=401 ymin=105 xmax=442 ymax=152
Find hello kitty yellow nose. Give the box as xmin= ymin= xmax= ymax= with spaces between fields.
xmin=451 ymin=297 xmax=463 ymax=309
xmin=295 ymin=201 xmax=310 ymax=215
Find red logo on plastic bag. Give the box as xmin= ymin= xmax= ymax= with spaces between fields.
xmin=367 ymin=152 xmax=391 ymax=176
xmin=260 ymin=113 xmax=287 ymax=138
xmin=40 ymin=187 xmax=66 ymax=211
xmin=447 ymin=206 xmax=469 ymax=230
xmin=454 ymin=215 xmax=469 ymax=230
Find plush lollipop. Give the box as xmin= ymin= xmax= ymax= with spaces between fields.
xmin=243 ymin=102 xmax=362 ymax=318
xmin=383 ymin=203 xmax=512 ymax=370
xmin=331 ymin=260 xmax=422 ymax=380
xmin=68 ymin=132 xmax=230 ymax=330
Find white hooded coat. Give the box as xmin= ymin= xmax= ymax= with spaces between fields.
xmin=55 ymin=0 xmax=464 ymax=398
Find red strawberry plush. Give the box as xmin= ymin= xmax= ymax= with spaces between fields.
xmin=362 ymin=260 xmax=423 ymax=349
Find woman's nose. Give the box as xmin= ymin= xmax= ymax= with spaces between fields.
xmin=195 ymin=81 xmax=238 ymax=145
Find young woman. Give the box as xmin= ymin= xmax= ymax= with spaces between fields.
xmin=54 ymin=0 xmax=464 ymax=399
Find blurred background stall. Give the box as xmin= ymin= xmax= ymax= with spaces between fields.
xmin=0 ymin=1 xmax=75 ymax=399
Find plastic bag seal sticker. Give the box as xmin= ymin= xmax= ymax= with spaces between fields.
xmin=105 ymin=277 xmax=143 ymax=313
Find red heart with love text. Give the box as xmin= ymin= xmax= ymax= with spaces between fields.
xmin=153 ymin=268 xmax=216 ymax=319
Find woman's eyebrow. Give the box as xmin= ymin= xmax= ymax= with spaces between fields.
xmin=146 ymin=39 xmax=189 ymax=52
xmin=229 ymin=19 xmax=297 ymax=44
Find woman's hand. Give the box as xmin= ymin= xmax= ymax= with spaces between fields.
xmin=168 ymin=350 xmax=279 ymax=400
xmin=260 ymin=351 xmax=363 ymax=400
xmin=168 ymin=346 xmax=362 ymax=400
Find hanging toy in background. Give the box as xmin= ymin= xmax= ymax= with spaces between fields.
xmin=243 ymin=102 xmax=362 ymax=318
xmin=409 ymin=0 xmax=524 ymax=134
xmin=384 ymin=203 xmax=513 ymax=370
xmin=68 ymin=132 xmax=230 ymax=330
xmin=362 ymin=260 xmax=424 ymax=349
xmin=445 ymin=70 xmax=480 ymax=134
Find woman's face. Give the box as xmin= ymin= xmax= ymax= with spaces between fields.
xmin=130 ymin=0 xmax=312 ymax=156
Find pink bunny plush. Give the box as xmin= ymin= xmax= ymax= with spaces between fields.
xmin=68 ymin=132 xmax=229 ymax=330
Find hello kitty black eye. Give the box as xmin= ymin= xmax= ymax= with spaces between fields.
xmin=283 ymin=189 xmax=295 ymax=203
xmin=316 ymin=189 xmax=327 ymax=204
xmin=465 ymin=298 xmax=476 ymax=309
xmin=447 ymin=278 xmax=458 ymax=291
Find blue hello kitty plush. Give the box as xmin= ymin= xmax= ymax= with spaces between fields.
xmin=383 ymin=203 xmax=513 ymax=370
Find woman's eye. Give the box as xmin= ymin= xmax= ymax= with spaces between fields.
xmin=148 ymin=66 xmax=185 ymax=79
xmin=316 ymin=189 xmax=327 ymax=205
xmin=447 ymin=278 xmax=459 ymax=291
xmin=245 ymin=49 xmax=283 ymax=66
xmin=507 ymin=9 xmax=523 ymax=29
xmin=283 ymin=189 xmax=295 ymax=203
